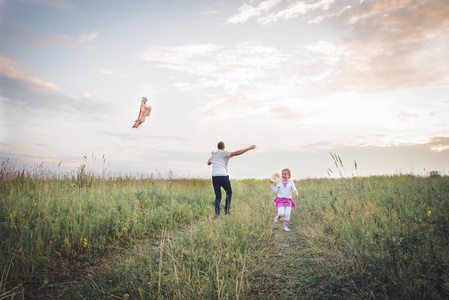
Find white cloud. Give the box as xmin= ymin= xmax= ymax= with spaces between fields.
xmin=199 ymin=92 xmax=264 ymax=119
xmin=226 ymin=1 xmax=449 ymax=91
xmin=227 ymin=0 xmax=282 ymax=24
xmin=302 ymin=40 xmax=345 ymax=57
xmin=140 ymin=1 xmax=449 ymax=133
xmin=432 ymin=145 xmax=449 ymax=152
xmin=140 ymin=44 xmax=223 ymax=61
xmin=0 ymin=54 xmax=61 ymax=93
xmin=312 ymin=1 xmax=449 ymax=91
xmin=139 ymin=39 xmax=443 ymax=123
xmin=428 ymin=137 xmax=449 ymax=152
xmin=229 ymin=4 xmax=258 ymax=23
xmin=397 ymin=113 xmax=419 ymax=122
xmin=173 ymin=82 xmax=191 ymax=91
xmin=263 ymin=0 xmax=334 ymax=24
xmin=269 ymin=106 xmax=300 ymax=121
xmin=0 ymin=55 xmax=25 ymax=79
xmin=139 ymin=42 xmax=291 ymax=90
xmin=227 ymin=0 xmax=335 ymax=24
xmin=309 ymin=5 xmax=352 ymax=24
xmin=138 ymin=44 xmax=223 ymax=75
xmin=77 ymin=31 xmax=98 ymax=43
xmin=0 ymin=54 xmax=121 ymax=117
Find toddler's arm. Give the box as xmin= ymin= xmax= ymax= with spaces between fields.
xmin=270 ymin=183 xmax=279 ymax=194
xmin=292 ymin=181 xmax=299 ymax=196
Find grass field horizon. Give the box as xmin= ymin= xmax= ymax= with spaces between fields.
xmin=1 ymin=159 xmax=448 ymax=299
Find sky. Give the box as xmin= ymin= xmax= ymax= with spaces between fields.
xmin=1 ymin=0 xmax=449 ymax=180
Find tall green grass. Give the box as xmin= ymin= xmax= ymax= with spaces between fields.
xmin=0 ymin=162 xmax=212 ymax=297
xmin=71 ymin=178 xmax=275 ymax=299
xmin=280 ymin=175 xmax=449 ymax=299
xmin=1 ymin=160 xmax=448 ymax=299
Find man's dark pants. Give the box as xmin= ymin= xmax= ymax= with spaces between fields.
xmin=212 ymin=175 xmax=233 ymax=216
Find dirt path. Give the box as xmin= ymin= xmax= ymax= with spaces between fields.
xmin=261 ymin=220 xmax=311 ymax=299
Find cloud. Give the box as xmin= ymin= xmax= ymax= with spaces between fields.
xmin=309 ymin=5 xmax=352 ymax=24
xmin=139 ymin=41 xmax=291 ymax=86
xmin=292 ymin=136 xmax=449 ymax=177
xmin=139 ymin=41 xmax=310 ymax=120
xmin=261 ymin=0 xmax=335 ymax=24
xmin=197 ymin=87 xmax=304 ymax=121
xmin=143 ymin=0 xmax=449 ymax=94
xmin=227 ymin=3 xmax=261 ymax=24
xmin=137 ymin=36 xmax=448 ymax=139
xmin=199 ymin=93 xmax=262 ymax=119
xmin=0 ymin=54 xmax=121 ymax=118
xmin=227 ymin=0 xmax=335 ymax=24
xmin=142 ymin=41 xmax=289 ymax=73
xmin=139 ymin=39 xmax=445 ymax=122
xmin=0 ymin=4 xmax=97 ymax=49
xmin=269 ymin=106 xmax=300 ymax=121
xmin=227 ymin=0 xmax=284 ymax=24
xmin=344 ymin=0 xmax=449 ymax=43
xmin=302 ymin=40 xmax=345 ymax=57
xmin=77 ymin=31 xmax=98 ymax=43
xmin=139 ymin=1 xmax=449 ymax=123
xmin=225 ymin=0 xmax=449 ymax=91
xmin=0 ymin=55 xmax=62 ymax=94
xmin=397 ymin=113 xmax=419 ymax=122
xmin=138 ymin=44 xmax=224 ymax=76
xmin=427 ymin=136 xmax=449 ymax=152
xmin=329 ymin=0 xmax=449 ymax=90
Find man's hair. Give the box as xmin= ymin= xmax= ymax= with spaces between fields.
xmin=217 ymin=141 xmax=225 ymax=150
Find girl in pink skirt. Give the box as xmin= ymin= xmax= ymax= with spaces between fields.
xmin=270 ymin=168 xmax=298 ymax=232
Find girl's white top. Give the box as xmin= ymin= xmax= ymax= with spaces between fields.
xmin=270 ymin=180 xmax=298 ymax=198
xmin=210 ymin=150 xmax=231 ymax=176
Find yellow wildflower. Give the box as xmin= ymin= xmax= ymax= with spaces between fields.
xmin=427 ymin=210 xmax=432 ymax=217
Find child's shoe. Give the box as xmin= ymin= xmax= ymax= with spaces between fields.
xmin=283 ymin=220 xmax=290 ymax=231
xmin=274 ymin=215 xmax=280 ymax=223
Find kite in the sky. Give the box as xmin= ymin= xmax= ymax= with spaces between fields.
xmin=132 ymin=97 xmax=152 ymax=129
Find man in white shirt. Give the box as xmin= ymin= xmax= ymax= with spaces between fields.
xmin=207 ymin=141 xmax=256 ymax=216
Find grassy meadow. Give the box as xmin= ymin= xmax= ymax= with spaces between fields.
xmin=1 ymin=161 xmax=448 ymax=299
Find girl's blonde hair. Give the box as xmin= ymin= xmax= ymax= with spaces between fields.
xmin=282 ymin=168 xmax=291 ymax=178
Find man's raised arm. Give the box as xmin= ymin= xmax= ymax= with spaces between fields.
xmin=230 ymin=145 xmax=256 ymax=157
